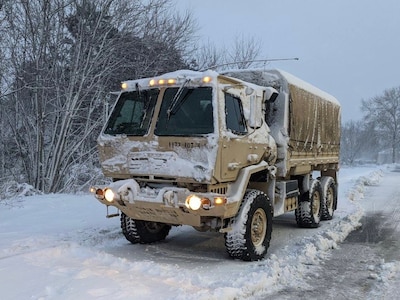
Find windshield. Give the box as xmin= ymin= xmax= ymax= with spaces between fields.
xmin=104 ymin=89 xmax=159 ymax=136
xmin=155 ymin=87 xmax=213 ymax=136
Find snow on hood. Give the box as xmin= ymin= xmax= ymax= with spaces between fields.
xmin=99 ymin=134 xmax=218 ymax=182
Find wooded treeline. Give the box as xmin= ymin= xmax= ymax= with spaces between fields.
xmin=341 ymin=86 xmax=400 ymax=165
xmin=0 ymin=0 xmax=196 ymax=193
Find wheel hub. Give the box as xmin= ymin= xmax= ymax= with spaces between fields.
xmin=326 ymin=187 xmax=333 ymax=209
xmin=145 ymin=222 xmax=163 ymax=233
xmin=312 ymin=191 xmax=321 ymax=217
xmin=251 ymin=208 xmax=267 ymax=246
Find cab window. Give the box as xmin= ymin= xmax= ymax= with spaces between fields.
xmin=225 ymin=93 xmax=247 ymax=134
xmin=104 ymin=89 xmax=158 ymax=136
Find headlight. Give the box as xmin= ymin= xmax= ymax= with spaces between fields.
xmin=104 ymin=188 xmax=115 ymax=202
xmin=185 ymin=195 xmax=202 ymax=211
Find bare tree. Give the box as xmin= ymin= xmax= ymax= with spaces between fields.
xmin=228 ymin=34 xmax=262 ymax=69
xmin=340 ymin=120 xmax=379 ymax=165
xmin=361 ymin=87 xmax=400 ymax=163
xmin=191 ymin=34 xmax=263 ymax=71
xmin=0 ymin=6 xmax=6 ymax=179
xmin=1 ymin=0 xmax=197 ymax=192
xmin=191 ymin=39 xmax=225 ymax=71
xmin=341 ymin=121 xmax=363 ymax=165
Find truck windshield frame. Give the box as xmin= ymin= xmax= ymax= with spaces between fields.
xmin=104 ymin=89 xmax=159 ymax=136
xmin=155 ymin=87 xmax=214 ymax=136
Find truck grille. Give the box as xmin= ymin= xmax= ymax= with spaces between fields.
xmin=209 ymin=184 xmax=227 ymax=194
xmin=129 ymin=152 xmax=176 ymax=173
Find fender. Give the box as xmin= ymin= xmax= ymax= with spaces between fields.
xmin=226 ymin=161 xmax=276 ymax=214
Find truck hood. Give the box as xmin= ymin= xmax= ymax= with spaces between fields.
xmin=98 ymin=134 xmax=217 ymax=183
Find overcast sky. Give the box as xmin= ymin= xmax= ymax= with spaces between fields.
xmin=176 ymin=0 xmax=400 ymax=122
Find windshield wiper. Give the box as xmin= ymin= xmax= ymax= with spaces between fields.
xmin=167 ymin=78 xmax=190 ymax=119
xmin=140 ymin=93 xmax=151 ymax=129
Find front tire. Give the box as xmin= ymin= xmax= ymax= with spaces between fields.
xmin=120 ymin=212 xmax=171 ymax=244
xmin=225 ymin=190 xmax=273 ymax=261
xmin=296 ymin=179 xmax=323 ymax=228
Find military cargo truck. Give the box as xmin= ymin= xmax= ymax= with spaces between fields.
xmin=91 ymin=68 xmax=340 ymax=261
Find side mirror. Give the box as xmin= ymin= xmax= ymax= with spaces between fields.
xmin=264 ymin=87 xmax=279 ymax=102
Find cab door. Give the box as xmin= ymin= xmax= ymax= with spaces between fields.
xmin=220 ymin=92 xmax=258 ymax=181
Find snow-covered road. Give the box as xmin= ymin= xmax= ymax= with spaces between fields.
xmin=1 ymin=165 xmax=399 ymax=299
xmin=267 ymin=166 xmax=400 ymax=300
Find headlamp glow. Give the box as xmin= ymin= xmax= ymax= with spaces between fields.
xmin=214 ymin=197 xmax=227 ymax=205
xmin=167 ymin=78 xmax=176 ymax=84
xmin=149 ymin=78 xmax=178 ymax=86
xmin=104 ymin=188 xmax=115 ymax=203
xmin=202 ymin=76 xmax=212 ymax=83
xmin=185 ymin=195 xmax=202 ymax=211
xmin=121 ymin=82 xmax=128 ymax=90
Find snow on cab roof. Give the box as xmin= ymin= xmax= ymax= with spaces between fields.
xmin=222 ymin=68 xmax=340 ymax=106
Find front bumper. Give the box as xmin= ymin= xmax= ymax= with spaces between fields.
xmin=91 ymin=179 xmax=237 ymax=227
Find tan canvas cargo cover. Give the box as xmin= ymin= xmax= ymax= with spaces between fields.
xmin=285 ymin=73 xmax=340 ymax=154
xmin=269 ymin=70 xmax=341 ymax=176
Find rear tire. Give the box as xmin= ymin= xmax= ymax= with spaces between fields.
xmin=296 ymin=179 xmax=323 ymax=228
xmin=320 ymin=176 xmax=337 ymax=220
xmin=120 ymin=212 xmax=171 ymax=244
xmin=225 ymin=190 xmax=273 ymax=261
